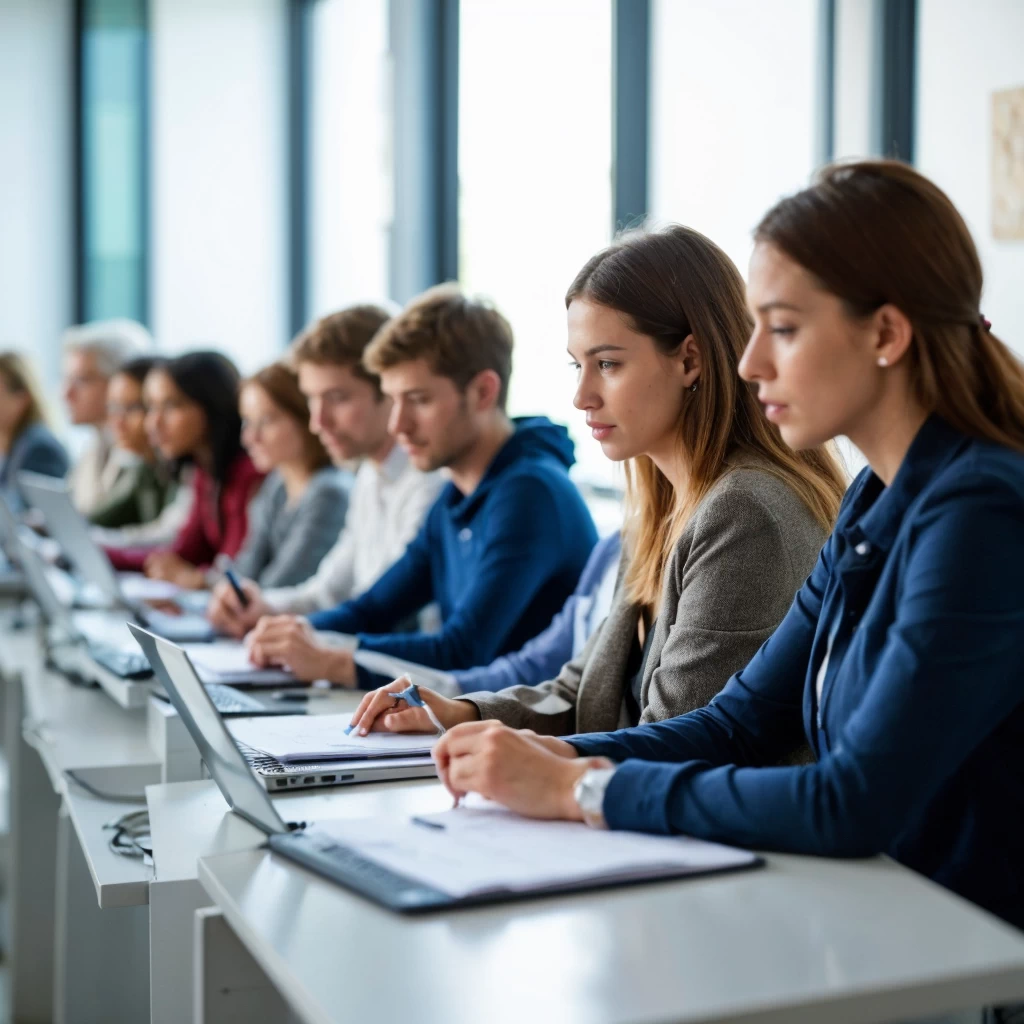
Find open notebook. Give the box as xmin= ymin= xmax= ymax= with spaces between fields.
xmin=227 ymin=713 xmax=435 ymax=764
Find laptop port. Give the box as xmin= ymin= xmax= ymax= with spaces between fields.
xmin=275 ymin=780 xmax=287 ymax=788
xmin=320 ymin=775 xmax=336 ymax=783
xmin=303 ymin=776 xmax=316 ymax=784
xmin=340 ymin=774 xmax=355 ymax=781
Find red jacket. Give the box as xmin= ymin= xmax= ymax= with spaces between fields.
xmin=108 ymin=454 xmax=265 ymax=571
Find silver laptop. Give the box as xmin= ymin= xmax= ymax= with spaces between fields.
xmin=128 ymin=625 xmax=437 ymax=791
xmin=17 ymin=471 xmax=215 ymax=642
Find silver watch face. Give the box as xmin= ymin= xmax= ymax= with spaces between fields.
xmin=575 ymin=767 xmax=614 ymax=823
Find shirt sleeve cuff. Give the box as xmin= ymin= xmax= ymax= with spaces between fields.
xmin=600 ymin=759 xmax=685 ymax=835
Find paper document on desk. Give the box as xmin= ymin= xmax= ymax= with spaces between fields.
xmin=315 ymin=802 xmax=759 ymax=899
xmin=183 ymin=641 xmax=295 ymax=685
xmin=117 ymin=572 xmax=182 ymax=602
xmin=227 ymin=713 xmax=435 ymax=763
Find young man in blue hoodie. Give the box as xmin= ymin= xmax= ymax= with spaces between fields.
xmin=247 ymin=284 xmax=598 ymax=688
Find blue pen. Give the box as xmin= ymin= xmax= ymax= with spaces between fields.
xmin=346 ymin=677 xmax=446 ymax=736
xmin=223 ymin=566 xmax=249 ymax=609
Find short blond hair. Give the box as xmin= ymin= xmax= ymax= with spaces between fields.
xmin=364 ymin=284 xmax=514 ymax=408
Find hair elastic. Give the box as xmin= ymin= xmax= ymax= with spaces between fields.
xmin=980 ymin=315 xmax=992 ymax=331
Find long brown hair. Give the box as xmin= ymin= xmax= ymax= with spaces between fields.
xmin=566 ymin=226 xmax=847 ymax=610
xmin=0 ymin=351 xmax=51 ymax=439
xmin=756 ymin=159 xmax=1024 ymax=453
xmin=243 ymin=362 xmax=331 ymax=473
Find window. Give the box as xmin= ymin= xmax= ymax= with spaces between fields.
xmin=649 ymin=0 xmax=822 ymax=276
xmin=78 ymin=0 xmax=147 ymax=323
xmin=306 ymin=0 xmax=392 ymax=321
xmin=458 ymin=0 xmax=614 ymax=486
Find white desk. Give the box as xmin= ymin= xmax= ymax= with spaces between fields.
xmin=144 ymin=756 xmax=440 ymax=1024
xmin=195 ymin=796 xmax=1024 ymax=1024
xmin=1 ymin=613 xmax=159 ymax=1023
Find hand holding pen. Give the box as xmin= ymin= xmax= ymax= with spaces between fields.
xmin=346 ymin=676 xmax=479 ymax=736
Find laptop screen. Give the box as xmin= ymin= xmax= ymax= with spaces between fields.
xmin=0 ymin=493 xmax=71 ymax=628
xmin=17 ymin=472 xmax=124 ymax=606
xmin=129 ymin=625 xmax=288 ymax=837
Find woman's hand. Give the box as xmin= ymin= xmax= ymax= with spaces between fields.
xmin=432 ymin=721 xmax=590 ymax=820
xmin=246 ymin=614 xmax=355 ymax=684
xmin=143 ymin=551 xmax=205 ymax=589
xmin=207 ymin=577 xmax=272 ymax=638
xmin=348 ymin=679 xmax=480 ymax=736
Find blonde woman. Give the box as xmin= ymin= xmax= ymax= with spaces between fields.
xmin=0 ymin=351 xmax=69 ymax=510
xmin=350 ymin=227 xmax=846 ymax=738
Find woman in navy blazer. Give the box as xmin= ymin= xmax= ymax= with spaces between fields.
xmin=0 ymin=352 xmax=69 ymax=510
xmin=431 ymin=161 xmax=1024 ymax=932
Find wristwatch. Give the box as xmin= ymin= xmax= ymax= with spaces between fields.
xmin=573 ymin=758 xmax=617 ymax=829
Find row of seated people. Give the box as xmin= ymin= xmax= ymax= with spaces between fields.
xmin=3 ymin=160 xmax=1022 ymax=940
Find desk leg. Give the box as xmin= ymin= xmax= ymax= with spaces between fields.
xmin=7 ymin=670 xmax=58 ymax=1024
xmin=150 ymin=878 xmax=212 ymax=1024
xmin=194 ymin=907 xmax=297 ymax=1024
xmin=53 ymin=805 xmax=150 ymax=1024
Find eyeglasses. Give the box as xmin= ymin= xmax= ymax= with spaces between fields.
xmin=241 ymin=412 xmax=284 ymax=435
xmin=107 ymin=402 xmax=146 ymax=417
xmin=64 ymin=374 xmax=106 ymax=389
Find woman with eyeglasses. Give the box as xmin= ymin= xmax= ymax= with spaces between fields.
xmin=88 ymin=356 xmax=175 ymax=531
xmin=229 ymin=362 xmax=350 ymax=588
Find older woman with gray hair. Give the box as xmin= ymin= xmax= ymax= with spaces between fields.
xmin=61 ymin=318 xmax=151 ymax=515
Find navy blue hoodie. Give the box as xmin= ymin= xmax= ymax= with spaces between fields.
xmin=308 ymin=417 xmax=598 ymax=683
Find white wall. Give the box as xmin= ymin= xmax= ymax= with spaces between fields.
xmin=916 ymin=0 xmax=1024 ymax=355
xmin=0 ymin=0 xmax=74 ymax=399
xmin=150 ymin=0 xmax=288 ymax=372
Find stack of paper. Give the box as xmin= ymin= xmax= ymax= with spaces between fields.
xmin=182 ymin=641 xmax=296 ymax=686
xmin=227 ymin=713 xmax=435 ymax=763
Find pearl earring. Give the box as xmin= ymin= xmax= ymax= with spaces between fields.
xmin=877 ymin=357 xmax=888 ymax=367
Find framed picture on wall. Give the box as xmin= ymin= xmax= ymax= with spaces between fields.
xmin=993 ymin=85 xmax=1024 ymax=240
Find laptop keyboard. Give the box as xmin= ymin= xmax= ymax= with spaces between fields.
xmin=204 ymin=684 xmax=269 ymax=715
xmin=87 ymin=642 xmax=153 ymax=679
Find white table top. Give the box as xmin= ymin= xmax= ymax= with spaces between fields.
xmin=198 ymin=821 xmax=1024 ymax=1024
xmin=63 ymin=763 xmax=161 ymax=908
xmin=1 ymin=622 xmax=155 ymax=788
xmin=146 ymin=776 xmax=446 ymax=883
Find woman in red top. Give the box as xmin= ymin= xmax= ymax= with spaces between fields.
xmin=107 ymin=351 xmax=264 ymax=588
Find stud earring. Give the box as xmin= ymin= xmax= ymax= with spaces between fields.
xmin=877 ymin=357 xmax=888 ymax=367
xmin=689 ymin=381 xmax=699 ymax=393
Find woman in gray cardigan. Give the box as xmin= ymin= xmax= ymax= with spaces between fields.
xmin=348 ymin=226 xmax=848 ymax=738
xmin=232 ymin=362 xmax=349 ymax=589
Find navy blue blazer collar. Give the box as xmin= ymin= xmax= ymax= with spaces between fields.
xmin=841 ymin=415 xmax=968 ymax=554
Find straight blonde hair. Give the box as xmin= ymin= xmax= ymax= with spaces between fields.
xmin=0 ymin=351 xmax=52 ymax=439
xmin=566 ymin=226 xmax=847 ymax=611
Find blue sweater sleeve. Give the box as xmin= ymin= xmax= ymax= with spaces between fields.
xmin=450 ymin=596 xmax=579 ymax=694
xmin=579 ymin=473 xmax=1024 ymax=857
xmin=450 ymin=531 xmax=621 ymax=694
xmin=307 ymin=511 xmax=435 ymax=635
xmin=334 ymin=475 xmax=584 ymax=671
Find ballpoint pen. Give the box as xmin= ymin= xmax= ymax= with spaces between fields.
xmin=345 ymin=677 xmax=446 ymax=736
